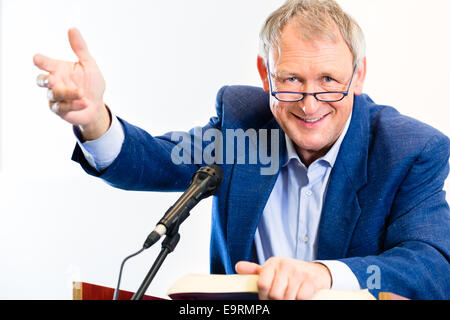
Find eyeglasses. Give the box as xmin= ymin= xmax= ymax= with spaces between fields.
xmin=267 ymin=62 xmax=356 ymax=103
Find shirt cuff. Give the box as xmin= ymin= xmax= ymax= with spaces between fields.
xmin=73 ymin=114 xmax=125 ymax=172
xmin=315 ymin=260 xmax=362 ymax=291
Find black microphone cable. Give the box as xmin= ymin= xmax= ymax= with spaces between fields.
xmin=112 ymin=165 xmax=223 ymax=300
xmin=113 ymin=247 xmax=145 ymax=300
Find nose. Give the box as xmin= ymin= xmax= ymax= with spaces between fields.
xmin=300 ymin=94 xmax=320 ymax=115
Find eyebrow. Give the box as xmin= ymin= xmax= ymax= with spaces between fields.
xmin=275 ymin=69 xmax=345 ymax=81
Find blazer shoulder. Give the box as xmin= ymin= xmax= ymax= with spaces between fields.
xmin=214 ymin=85 xmax=272 ymax=129
xmin=364 ymin=97 xmax=450 ymax=160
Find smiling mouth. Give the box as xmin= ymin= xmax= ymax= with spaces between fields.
xmin=295 ymin=113 xmax=330 ymax=124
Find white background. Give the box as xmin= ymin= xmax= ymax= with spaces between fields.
xmin=0 ymin=0 xmax=449 ymax=299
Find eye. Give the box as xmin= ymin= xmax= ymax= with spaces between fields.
xmin=287 ymin=77 xmax=298 ymax=83
xmin=324 ymin=76 xmax=335 ymax=83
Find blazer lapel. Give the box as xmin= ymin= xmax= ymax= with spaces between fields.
xmin=226 ymin=119 xmax=286 ymax=269
xmin=317 ymin=95 xmax=370 ymax=260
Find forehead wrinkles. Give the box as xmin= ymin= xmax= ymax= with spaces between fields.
xmin=273 ymin=40 xmax=345 ymax=75
xmin=277 ymin=40 xmax=340 ymax=65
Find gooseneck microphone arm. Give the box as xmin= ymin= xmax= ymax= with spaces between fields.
xmin=131 ymin=219 xmax=181 ymax=300
xmin=131 ymin=164 xmax=223 ymax=300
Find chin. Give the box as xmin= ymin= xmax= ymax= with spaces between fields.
xmin=290 ymin=130 xmax=328 ymax=148
xmin=292 ymin=139 xmax=325 ymax=153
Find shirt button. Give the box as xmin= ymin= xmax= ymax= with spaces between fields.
xmin=303 ymin=236 xmax=309 ymax=243
xmin=305 ymin=190 xmax=312 ymax=196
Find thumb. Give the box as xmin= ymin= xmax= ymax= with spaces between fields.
xmin=235 ymin=261 xmax=262 ymax=275
xmin=68 ymin=28 xmax=92 ymax=62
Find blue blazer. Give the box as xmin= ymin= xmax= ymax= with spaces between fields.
xmin=73 ymin=86 xmax=450 ymax=300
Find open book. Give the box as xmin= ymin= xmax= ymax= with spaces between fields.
xmin=167 ymin=274 xmax=377 ymax=300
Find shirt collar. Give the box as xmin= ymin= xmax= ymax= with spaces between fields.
xmin=283 ymin=110 xmax=353 ymax=168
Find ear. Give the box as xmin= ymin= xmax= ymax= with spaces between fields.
xmin=353 ymin=57 xmax=367 ymax=96
xmin=257 ymin=55 xmax=270 ymax=93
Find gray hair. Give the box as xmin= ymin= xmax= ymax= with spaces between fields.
xmin=259 ymin=0 xmax=366 ymax=70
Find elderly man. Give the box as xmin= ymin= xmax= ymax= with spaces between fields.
xmin=34 ymin=0 xmax=449 ymax=300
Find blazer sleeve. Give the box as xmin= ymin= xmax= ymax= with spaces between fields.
xmin=340 ymin=134 xmax=450 ymax=300
xmin=71 ymin=86 xmax=228 ymax=192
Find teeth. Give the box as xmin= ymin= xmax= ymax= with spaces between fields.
xmin=303 ymin=115 xmax=325 ymax=123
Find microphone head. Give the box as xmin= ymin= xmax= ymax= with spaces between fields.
xmin=191 ymin=165 xmax=224 ymax=198
xmin=199 ymin=164 xmax=223 ymax=182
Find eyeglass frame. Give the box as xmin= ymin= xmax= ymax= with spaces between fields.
xmin=267 ymin=61 xmax=357 ymax=103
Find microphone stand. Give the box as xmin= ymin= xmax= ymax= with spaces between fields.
xmin=131 ymin=217 xmax=184 ymax=300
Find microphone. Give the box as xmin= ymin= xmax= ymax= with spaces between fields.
xmin=143 ymin=164 xmax=223 ymax=249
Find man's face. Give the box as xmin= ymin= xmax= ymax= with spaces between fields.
xmin=258 ymin=20 xmax=366 ymax=165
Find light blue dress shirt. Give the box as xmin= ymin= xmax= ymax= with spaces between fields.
xmin=75 ymin=112 xmax=361 ymax=291
xmin=73 ymin=114 xmax=125 ymax=172
xmin=254 ymin=112 xmax=361 ymax=290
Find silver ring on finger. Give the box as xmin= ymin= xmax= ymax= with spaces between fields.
xmin=47 ymin=89 xmax=55 ymax=102
xmin=36 ymin=75 xmax=49 ymax=88
xmin=51 ymin=102 xmax=60 ymax=114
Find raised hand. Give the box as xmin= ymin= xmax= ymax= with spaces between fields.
xmin=34 ymin=28 xmax=110 ymax=141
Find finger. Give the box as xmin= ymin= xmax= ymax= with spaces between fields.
xmin=33 ymin=54 xmax=60 ymax=73
xmin=267 ymin=270 xmax=288 ymax=300
xmin=36 ymin=74 xmax=49 ymax=88
xmin=284 ymin=277 xmax=302 ymax=300
xmin=49 ymin=101 xmax=85 ymax=115
xmin=50 ymin=101 xmax=60 ymax=113
xmin=235 ymin=261 xmax=262 ymax=275
xmin=296 ymin=281 xmax=316 ymax=300
xmin=48 ymin=87 xmax=82 ymax=102
xmin=36 ymin=74 xmax=56 ymax=88
xmin=257 ymin=264 xmax=275 ymax=300
xmin=68 ymin=28 xmax=92 ymax=63
xmin=47 ymin=89 xmax=54 ymax=101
